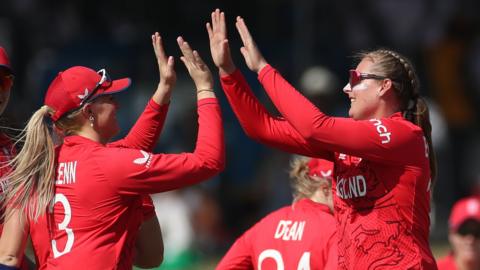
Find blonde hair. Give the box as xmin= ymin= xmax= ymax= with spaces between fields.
xmin=289 ymin=157 xmax=332 ymax=203
xmin=1 ymin=106 xmax=83 ymax=222
xmin=2 ymin=106 xmax=55 ymax=222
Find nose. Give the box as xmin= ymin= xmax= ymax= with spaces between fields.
xmin=343 ymin=83 xmax=352 ymax=94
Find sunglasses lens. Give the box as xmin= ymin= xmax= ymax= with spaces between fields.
xmin=457 ymin=220 xmax=480 ymax=238
xmin=349 ymin=70 xmax=359 ymax=86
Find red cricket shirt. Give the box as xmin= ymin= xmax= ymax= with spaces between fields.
xmin=436 ymin=253 xmax=457 ymax=270
xmin=216 ymin=199 xmax=337 ymax=270
xmin=29 ymin=97 xmax=224 ymax=269
xmin=220 ymin=66 xmax=437 ymax=269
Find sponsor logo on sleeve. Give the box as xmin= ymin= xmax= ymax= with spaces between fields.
xmin=133 ymin=150 xmax=152 ymax=168
xmin=369 ymin=119 xmax=391 ymax=144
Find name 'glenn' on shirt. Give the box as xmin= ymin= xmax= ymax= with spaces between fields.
xmin=56 ymin=161 xmax=77 ymax=185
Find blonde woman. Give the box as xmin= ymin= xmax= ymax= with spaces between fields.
xmin=217 ymin=157 xmax=336 ymax=270
xmin=0 ymin=34 xmax=224 ymax=270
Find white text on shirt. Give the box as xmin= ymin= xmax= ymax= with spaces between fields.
xmin=370 ymin=119 xmax=391 ymax=144
xmin=56 ymin=161 xmax=77 ymax=185
xmin=336 ymin=175 xmax=367 ymax=199
xmin=274 ymin=220 xmax=305 ymax=241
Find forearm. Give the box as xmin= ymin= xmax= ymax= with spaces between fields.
xmin=134 ymin=215 xmax=164 ymax=268
xmin=258 ymin=65 xmax=329 ymax=140
xmin=111 ymin=99 xmax=169 ymax=151
xmin=0 ymin=211 xmax=28 ymax=267
xmin=221 ymin=69 xmax=327 ymax=157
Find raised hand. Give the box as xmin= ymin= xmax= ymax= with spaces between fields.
xmin=151 ymin=32 xmax=176 ymax=104
xmin=206 ymin=9 xmax=236 ymax=75
xmin=177 ymin=36 xmax=215 ymax=99
xmin=235 ymin=16 xmax=267 ymax=74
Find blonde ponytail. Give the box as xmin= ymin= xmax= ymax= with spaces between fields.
xmin=2 ymin=106 xmax=56 ymax=222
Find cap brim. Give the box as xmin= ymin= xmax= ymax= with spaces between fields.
xmin=451 ymin=216 xmax=480 ymax=231
xmin=94 ymin=78 xmax=132 ymax=98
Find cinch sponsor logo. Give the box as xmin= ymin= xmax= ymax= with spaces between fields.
xmin=56 ymin=161 xmax=77 ymax=185
xmin=274 ymin=220 xmax=305 ymax=241
xmin=369 ymin=119 xmax=391 ymax=144
xmin=336 ymin=175 xmax=367 ymax=199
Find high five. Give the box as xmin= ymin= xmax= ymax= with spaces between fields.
xmin=208 ymin=8 xmax=437 ymax=270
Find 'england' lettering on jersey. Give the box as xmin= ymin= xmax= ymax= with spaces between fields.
xmin=370 ymin=119 xmax=391 ymax=144
xmin=336 ymin=175 xmax=367 ymax=199
xmin=56 ymin=161 xmax=77 ymax=185
xmin=274 ymin=220 xmax=305 ymax=241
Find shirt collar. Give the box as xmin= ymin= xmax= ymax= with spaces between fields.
xmin=294 ymin=198 xmax=332 ymax=215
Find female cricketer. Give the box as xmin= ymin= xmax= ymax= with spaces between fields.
xmin=0 ymin=33 xmax=224 ymax=270
xmin=207 ymin=9 xmax=437 ymax=270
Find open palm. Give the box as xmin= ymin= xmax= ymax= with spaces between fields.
xmin=207 ymin=9 xmax=235 ymax=74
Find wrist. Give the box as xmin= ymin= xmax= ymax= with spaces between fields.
xmin=219 ymin=65 xmax=236 ymax=76
xmin=197 ymin=90 xmax=215 ymax=100
xmin=256 ymin=62 xmax=268 ymax=74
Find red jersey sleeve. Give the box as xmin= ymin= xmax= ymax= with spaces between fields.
xmin=99 ymin=98 xmax=224 ymax=195
xmin=220 ymin=70 xmax=331 ymax=160
xmin=216 ymin=231 xmax=254 ymax=270
xmin=258 ymin=65 xmax=427 ymax=165
xmin=109 ymin=99 xmax=168 ymax=151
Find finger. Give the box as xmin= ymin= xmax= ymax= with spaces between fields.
xmin=179 ymin=56 xmax=192 ymax=70
xmin=240 ymin=46 xmax=249 ymax=60
xmin=211 ymin=10 xmax=217 ymax=32
xmin=154 ymin=33 xmax=167 ymax=61
xmin=177 ymin=36 xmax=194 ymax=59
xmin=167 ymin=56 xmax=175 ymax=68
xmin=206 ymin=22 xmax=213 ymax=40
xmin=220 ymin=11 xmax=227 ymax=36
xmin=222 ymin=39 xmax=230 ymax=54
xmin=192 ymin=50 xmax=205 ymax=65
xmin=215 ymin=9 xmax=220 ymax=28
xmin=235 ymin=17 xmax=248 ymax=45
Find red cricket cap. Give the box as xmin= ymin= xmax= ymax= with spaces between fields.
xmin=44 ymin=66 xmax=131 ymax=121
xmin=307 ymin=158 xmax=334 ymax=180
xmin=0 ymin=47 xmax=13 ymax=74
xmin=449 ymin=196 xmax=480 ymax=231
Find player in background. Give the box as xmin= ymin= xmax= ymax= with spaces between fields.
xmin=0 ymin=48 xmax=31 ymax=270
xmin=216 ymin=157 xmax=336 ymax=270
xmin=0 ymin=33 xmax=224 ymax=270
xmin=27 ymin=33 xmax=173 ymax=269
xmin=0 ymin=47 xmax=16 ymax=234
xmin=437 ymin=196 xmax=480 ymax=270
xmin=207 ymin=9 xmax=437 ymax=269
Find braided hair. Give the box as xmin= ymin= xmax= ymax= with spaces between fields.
xmin=358 ymin=49 xmax=437 ymax=184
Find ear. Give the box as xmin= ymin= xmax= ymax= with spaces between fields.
xmin=319 ymin=181 xmax=331 ymax=197
xmin=377 ymin=79 xmax=393 ymax=97
xmin=81 ymin=103 xmax=93 ymax=118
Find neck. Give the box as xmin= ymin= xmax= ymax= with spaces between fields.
xmin=73 ymin=128 xmax=107 ymax=145
xmin=372 ymin=100 xmax=400 ymax=119
xmin=309 ymin=190 xmax=333 ymax=212
xmin=455 ymin=256 xmax=480 ymax=270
